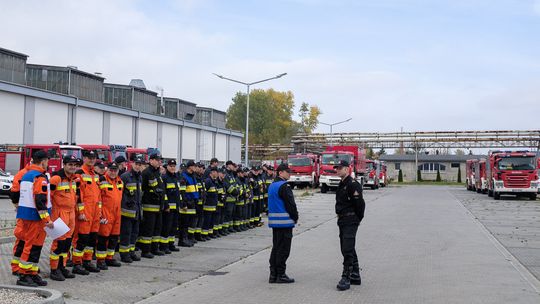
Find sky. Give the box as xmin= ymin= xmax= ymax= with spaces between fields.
xmin=1 ymin=0 xmax=540 ymax=134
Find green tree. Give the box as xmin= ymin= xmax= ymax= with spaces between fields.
xmin=366 ymin=147 xmax=374 ymax=159
xmin=378 ymin=148 xmax=386 ymax=156
xmin=436 ymin=169 xmax=442 ymax=182
xmin=398 ymin=169 xmax=403 ymax=183
xmin=457 ymin=166 xmax=462 ymax=183
xmin=298 ymin=102 xmax=322 ymax=134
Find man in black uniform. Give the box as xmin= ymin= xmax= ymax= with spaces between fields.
xmin=119 ymin=156 xmax=144 ymax=263
xmin=138 ymin=153 xmax=166 ymax=258
xmin=161 ymin=159 xmax=181 ymax=253
xmin=334 ymin=160 xmax=365 ymax=291
xmin=268 ymin=163 xmax=298 ymax=284
xmin=203 ymin=158 xmax=219 ymax=179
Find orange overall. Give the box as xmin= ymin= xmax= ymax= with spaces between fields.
xmin=10 ymin=165 xmax=30 ymax=274
xmin=49 ymin=170 xmax=77 ymax=271
xmin=96 ymin=175 xmax=123 ymax=262
xmin=72 ymin=164 xmax=102 ymax=265
xmin=13 ymin=164 xmax=51 ymax=276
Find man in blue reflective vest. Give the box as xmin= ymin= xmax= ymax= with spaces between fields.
xmin=268 ymin=163 xmax=298 ymax=284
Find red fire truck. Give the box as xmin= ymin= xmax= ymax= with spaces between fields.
xmin=0 ymin=143 xmax=82 ymax=174
xmin=287 ymin=153 xmax=319 ymax=189
xmin=364 ymin=160 xmax=380 ymax=190
xmin=319 ymin=146 xmax=366 ymax=193
xmin=79 ymin=144 xmax=113 ymax=162
xmin=474 ymin=158 xmax=487 ymax=194
xmin=126 ymin=147 xmax=149 ymax=169
xmin=486 ymin=150 xmax=538 ymax=200
xmin=465 ymin=159 xmax=478 ymax=191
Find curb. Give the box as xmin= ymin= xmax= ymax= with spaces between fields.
xmin=0 ymin=284 xmax=64 ymax=304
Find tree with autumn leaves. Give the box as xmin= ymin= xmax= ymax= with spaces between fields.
xmin=226 ymin=89 xmax=321 ymax=144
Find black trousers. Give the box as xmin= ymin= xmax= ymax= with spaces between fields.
xmin=160 ymin=210 xmax=172 ymax=249
xmin=224 ymin=202 xmax=235 ymax=228
xmin=269 ymin=227 xmax=293 ymax=275
xmin=195 ymin=203 xmax=204 ymax=233
xmin=120 ymin=217 xmax=139 ymax=254
xmin=338 ymin=216 xmax=360 ymax=269
xmin=138 ymin=211 xmax=162 ymax=253
xmin=202 ymin=210 xmax=216 ymax=234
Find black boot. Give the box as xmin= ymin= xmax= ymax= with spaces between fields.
xmin=195 ymin=233 xmax=205 ymax=242
xmin=151 ymin=243 xmax=165 ymax=256
xmin=60 ymin=267 xmax=76 ymax=279
xmin=337 ymin=267 xmax=351 ymax=291
xmin=178 ymin=237 xmax=192 ymax=247
xmin=83 ymin=260 xmax=101 ymax=273
xmin=72 ymin=264 xmax=90 ymax=275
xmin=130 ymin=251 xmax=141 ymax=261
xmin=169 ymin=244 xmax=180 ymax=252
xmin=141 ymin=251 xmax=154 ymax=259
xmin=106 ymin=259 xmax=122 ymax=267
xmin=275 ymin=273 xmax=295 ymax=283
xmin=16 ymin=274 xmax=38 ymax=287
xmin=120 ymin=253 xmax=133 ymax=263
xmin=269 ymin=269 xmax=277 ymax=284
xmin=160 ymin=245 xmax=172 ymax=254
xmin=350 ymin=264 xmax=361 ymax=285
xmin=97 ymin=260 xmax=108 ymax=271
xmin=31 ymin=274 xmax=48 ymax=286
xmin=49 ymin=269 xmax=65 ymax=281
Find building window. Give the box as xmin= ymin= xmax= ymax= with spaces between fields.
xmin=451 ymin=163 xmax=460 ymax=168
xmin=418 ymin=163 xmax=446 ymax=172
xmin=395 ymin=163 xmax=401 ymax=170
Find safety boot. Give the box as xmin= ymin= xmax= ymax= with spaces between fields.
xmin=169 ymin=244 xmax=180 ymax=252
xmin=269 ymin=269 xmax=277 ymax=284
xmin=130 ymin=251 xmax=141 ymax=261
xmin=96 ymin=260 xmax=108 ymax=271
xmin=275 ymin=273 xmax=295 ymax=284
xmin=350 ymin=264 xmax=361 ymax=285
xmin=72 ymin=264 xmax=89 ymax=275
xmin=31 ymin=274 xmax=48 ymax=286
xmin=141 ymin=252 xmax=154 ymax=259
xmin=83 ymin=260 xmax=100 ymax=273
xmin=120 ymin=253 xmax=133 ymax=263
xmin=178 ymin=237 xmax=193 ymax=247
xmin=105 ymin=259 xmax=122 ymax=267
xmin=337 ymin=267 xmax=351 ymax=291
xmin=58 ymin=257 xmax=75 ymax=278
xmin=49 ymin=269 xmax=66 ymax=281
xmin=16 ymin=274 xmax=38 ymax=287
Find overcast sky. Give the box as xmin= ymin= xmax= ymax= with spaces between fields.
xmin=2 ymin=0 xmax=540 ymax=133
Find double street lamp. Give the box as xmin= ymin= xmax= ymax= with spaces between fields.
xmin=319 ymin=118 xmax=352 ymax=147
xmin=213 ymin=72 xmax=287 ymax=166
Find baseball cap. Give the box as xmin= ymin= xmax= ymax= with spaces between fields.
xmin=149 ymin=152 xmax=162 ymax=160
xmin=94 ymin=160 xmax=105 ymax=169
xmin=108 ymin=162 xmax=119 ymax=170
xmin=114 ymin=155 xmax=127 ymax=163
xmin=134 ymin=155 xmax=145 ymax=164
xmin=63 ymin=155 xmax=79 ymax=164
xmin=167 ymin=159 xmax=177 ymax=166
xmin=210 ymin=158 xmax=218 ymax=163
xmin=83 ymin=150 xmax=97 ymax=158
xmin=209 ymin=167 xmax=218 ymax=172
xmin=333 ymin=160 xmax=350 ymax=169
xmin=276 ymin=163 xmax=291 ymax=173
xmin=186 ymin=160 xmax=196 ymax=168
xmin=225 ymin=160 xmax=234 ymax=166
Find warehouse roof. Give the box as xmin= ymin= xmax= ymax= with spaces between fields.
xmin=0 ymin=47 xmax=28 ymax=59
xmin=380 ymin=154 xmax=485 ymax=162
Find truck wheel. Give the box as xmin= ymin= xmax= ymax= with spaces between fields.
xmin=321 ymin=184 xmax=328 ymax=193
xmin=529 ymin=193 xmax=537 ymax=200
xmin=488 ymin=189 xmax=493 ymax=197
xmin=494 ymin=192 xmax=501 ymax=200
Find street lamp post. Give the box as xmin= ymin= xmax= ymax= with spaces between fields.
xmin=213 ymin=72 xmax=287 ymax=166
xmin=319 ymin=118 xmax=352 ymax=147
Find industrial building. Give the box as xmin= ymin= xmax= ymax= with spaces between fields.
xmin=0 ymin=46 xmax=242 ymax=163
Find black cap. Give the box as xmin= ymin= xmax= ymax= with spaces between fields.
xmin=94 ymin=160 xmax=105 ymax=169
xmin=186 ymin=160 xmax=196 ymax=168
xmin=180 ymin=163 xmax=187 ymax=169
xmin=83 ymin=150 xmax=97 ymax=158
xmin=210 ymin=158 xmax=218 ymax=163
xmin=226 ymin=160 xmax=234 ymax=166
xmin=251 ymin=165 xmax=261 ymax=171
xmin=63 ymin=155 xmax=79 ymax=164
xmin=108 ymin=162 xmax=119 ymax=170
xmin=197 ymin=162 xmax=205 ymax=168
xmin=267 ymin=165 xmax=275 ymax=171
xmin=134 ymin=155 xmax=145 ymax=164
xmin=114 ymin=156 xmax=127 ymax=163
xmin=149 ymin=152 xmax=162 ymax=160
xmin=276 ymin=163 xmax=291 ymax=173
xmin=167 ymin=159 xmax=177 ymax=166
xmin=32 ymin=150 xmax=49 ymax=162
xmin=209 ymin=167 xmax=218 ymax=172
xmin=243 ymin=167 xmax=250 ymax=173
xmin=333 ymin=160 xmax=350 ymax=168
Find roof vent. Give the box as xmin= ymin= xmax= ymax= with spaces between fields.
xmin=67 ymin=65 xmax=78 ymax=70
xmin=129 ymin=79 xmax=146 ymax=89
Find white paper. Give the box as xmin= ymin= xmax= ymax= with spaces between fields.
xmin=44 ymin=217 xmax=70 ymax=240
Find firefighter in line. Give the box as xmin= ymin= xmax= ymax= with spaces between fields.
xmin=202 ymin=167 xmax=219 ymax=239
xmin=138 ymin=153 xmax=167 ymax=258
xmin=13 ymin=150 xmax=53 ymax=287
xmin=72 ymin=150 xmax=101 ymax=275
xmin=203 ymin=158 xmax=219 ymax=179
xmin=180 ymin=160 xmax=200 ymax=245
xmin=161 ymin=159 xmax=181 ymax=253
xmin=48 ymin=155 xmax=79 ymax=281
xmin=119 ymin=155 xmax=144 ymax=263
xmin=9 ymin=159 xmax=32 ymax=276
xmin=115 ymin=155 xmax=128 ymax=175
xmin=223 ymin=161 xmax=239 ymax=234
xmin=96 ymin=162 xmax=123 ymax=270
xmin=262 ymin=165 xmax=275 ymax=216
xmin=242 ymin=167 xmax=254 ymax=230
xmin=234 ymin=167 xmax=247 ymax=232
xmin=177 ymin=163 xmax=193 ymax=247
xmin=194 ymin=163 xmax=207 ymax=241
xmin=215 ymin=168 xmax=227 ymax=236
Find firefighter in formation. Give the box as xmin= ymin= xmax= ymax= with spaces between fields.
xmin=9 ymin=150 xmax=270 ymax=287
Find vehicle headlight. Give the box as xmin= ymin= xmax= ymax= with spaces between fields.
xmin=495 ymin=181 xmax=504 ymax=188
xmin=0 ymin=178 xmax=12 ymax=183
xmin=531 ymin=182 xmax=539 ymax=188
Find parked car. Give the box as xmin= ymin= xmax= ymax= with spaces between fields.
xmin=0 ymin=168 xmax=14 ymax=195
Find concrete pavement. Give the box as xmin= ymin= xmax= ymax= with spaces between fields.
xmin=140 ymin=186 xmax=540 ymax=304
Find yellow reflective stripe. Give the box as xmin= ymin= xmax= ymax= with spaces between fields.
xmin=142 ymin=207 xmax=160 ymax=212
xmin=179 ymin=209 xmax=196 ymax=214
xmin=203 ymin=206 xmax=216 ymax=211
xmin=93 ymin=177 xmax=99 ymax=182
xmin=169 ymin=203 xmax=177 ymax=209
xmin=38 ymin=211 xmax=49 ymax=219
xmin=77 ymin=203 xmax=85 ymax=211
xmin=186 ymin=185 xmax=196 ymax=192
xmin=217 ymin=202 xmax=224 ymax=207
xmin=207 ymin=187 xmax=217 ymax=192
xmin=167 ymin=183 xmax=176 ymax=189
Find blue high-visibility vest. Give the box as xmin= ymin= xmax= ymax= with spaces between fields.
xmin=182 ymin=172 xmax=200 ymax=201
xmin=268 ymin=180 xmax=295 ymax=228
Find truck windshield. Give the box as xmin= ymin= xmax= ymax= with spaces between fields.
xmin=112 ymin=151 xmax=127 ymax=160
xmin=498 ymin=157 xmax=536 ymax=170
xmin=288 ymin=157 xmax=311 ymax=166
xmin=94 ymin=149 xmax=110 ymax=161
xmin=366 ymin=163 xmax=374 ymax=170
xmin=61 ymin=149 xmax=82 ymax=159
xmin=321 ymin=154 xmax=352 ymax=165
